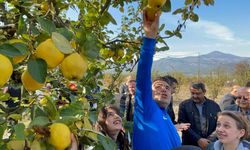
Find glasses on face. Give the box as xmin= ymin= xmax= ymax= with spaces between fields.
xmin=236 ymin=96 xmax=248 ymax=101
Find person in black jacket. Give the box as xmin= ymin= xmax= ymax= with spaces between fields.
xmin=178 ymin=82 xmax=221 ymax=150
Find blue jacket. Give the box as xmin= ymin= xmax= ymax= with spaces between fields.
xmin=133 ymin=37 xmax=181 ymax=150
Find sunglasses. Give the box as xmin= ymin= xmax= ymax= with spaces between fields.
xmin=236 ymin=96 xmax=248 ymax=101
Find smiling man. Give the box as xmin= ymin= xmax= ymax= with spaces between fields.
xmin=178 ymin=82 xmax=221 ymax=149
xmin=133 ymin=11 xmax=181 ymax=150
xmin=225 ymin=87 xmax=250 ymax=121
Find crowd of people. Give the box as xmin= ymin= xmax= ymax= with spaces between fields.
xmin=114 ymin=11 xmax=250 ymax=150
xmin=2 ymin=10 xmax=250 ymax=150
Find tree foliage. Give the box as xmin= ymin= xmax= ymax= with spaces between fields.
xmin=0 ymin=0 xmax=215 ymax=149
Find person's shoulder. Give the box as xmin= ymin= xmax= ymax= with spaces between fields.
xmin=206 ymin=98 xmax=219 ymax=106
xmin=242 ymin=140 xmax=250 ymax=148
xmin=206 ymin=142 xmax=215 ymax=150
xmin=224 ymin=104 xmax=238 ymax=111
xmin=179 ymin=99 xmax=192 ymax=105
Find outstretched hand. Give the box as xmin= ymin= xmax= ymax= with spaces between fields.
xmin=143 ymin=9 xmax=161 ymax=39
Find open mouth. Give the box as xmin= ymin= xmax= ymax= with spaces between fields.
xmin=113 ymin=120 xmax=121 ymax=125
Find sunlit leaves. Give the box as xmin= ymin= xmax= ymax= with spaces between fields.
xmin=52 ymin=32 xmax=74 ymax=54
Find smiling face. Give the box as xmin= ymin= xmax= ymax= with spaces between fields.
xmin=216 ymin=115 xmax=245 ymax=145
xmin=236 ymin=87 xmax=249 ymax=110
xmin=105 ymin=108 xmax=123 ymax=133
xmin=152 ymin=80 xmax=171 ymax=108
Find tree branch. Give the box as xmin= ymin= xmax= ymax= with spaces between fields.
xmin=99 ymin=0 xmax=111 ymax=15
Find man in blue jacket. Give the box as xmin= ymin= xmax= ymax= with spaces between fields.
xmin=133 ymin=11 xmax=181 ymax=150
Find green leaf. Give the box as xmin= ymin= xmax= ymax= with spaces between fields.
xmin=80 ymin=34 xmax=100 ymax=59
xmin=189 ymin=13 xmax=199 ymax=22
xmin=165 ymin=30 xmax=174 ymax=36
xmin=30 ymin=116 xmax=50 ymax=127
xmin=8 ymin=114 xmax=22 ymax=121
xmin=17 ymin=16 xmax=27 ymax=35
xmin=30 ymin=24 xmax=40 ymax=36
xmin=106 ymin=12 xmax=117 ymax=25
xmin=44 ymin=98 xmax=58 ymax=120
xmin=0 ymin=43 xmax=23 ymax=57
xmin=14 ymin=123 xmax=25 ymax=140
xmin=34 ymin=106 xmax=48 ymax=118
xmin=159 ymin=24 xmax=165 ymax=32
xmin=28 ymin=58 xmax=47 ymax=83
xmin=204 ymin=0 xmax=214 ymax=5
xmin=11 ymin=42 xmax=29 ymax=55
xmin=56 ymin=116 xmax=79 ymax=126
xmin=185 ymin=0 xmax=193 ymax=5
xmin=175 ymin=31 xmax=182 ymax=38
xmin=97 ymin=133 xmax=117 ymax=150
xmin=52 ymin=32 xmax=74 ymax=54
xmin=56 ymin=28 xmax=74 ymax=41
xmin=0 ymin=91 xmax=10 ymax=101
xmin=157 ymin=46 xmax=169 ymax=51
xmin=37 ymin=17 xmax=56 ymax=34
xmin=162 ymin=0 xmax=171 ymax=12
xmin=172 ymin=8 xmax=183 ymax=15
xmin=60 ymin=101 xmax=84 ymax=116
xmin=0 ymin=123 xmax=7 ymax=141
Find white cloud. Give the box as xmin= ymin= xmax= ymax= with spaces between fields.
xmin=189 ymin=19 xmax=235 ymax=41
xmin=153 ymin=51 xmax=198 ymax=61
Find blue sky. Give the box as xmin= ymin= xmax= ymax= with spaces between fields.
xmin=67 ymin=0 xmax=250 ymax=60
xmin=153 ymin=0 xmax=250 ymax=60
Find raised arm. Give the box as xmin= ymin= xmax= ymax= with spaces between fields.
xmin=135 ymin=11 xmax=160 ymax=113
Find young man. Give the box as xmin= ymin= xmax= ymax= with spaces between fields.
xmin=164 ymin=75 xmax=178 ymax=124
xmin=133 ymin=11 xmax=181 ymax=150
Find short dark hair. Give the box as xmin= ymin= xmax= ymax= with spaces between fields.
xmin=163 ymin=75 xmax=178 ymax=86
xmin=191 ymin=82 xmax=206 ymax=92
xmin=153 ymin=76 xmax=171 ymax=86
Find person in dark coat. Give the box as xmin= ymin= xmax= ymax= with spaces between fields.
xmin=178 ymin=82 xmax=221 ymax=149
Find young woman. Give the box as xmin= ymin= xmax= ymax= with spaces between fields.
xmin=69 ymin=105 xmax=130 ymax=150
xmin=206 ymin=111 xmax=250 ymax=150
xmin=95 ymin=105 xmax=130 ymax=150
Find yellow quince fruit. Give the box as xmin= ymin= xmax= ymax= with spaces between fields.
xmin=48 ymin=123 xmax=71 ymax=150
xmin=0 ymin=54 xmax=13 ymax=87
xmin=60 ymin=53 xmax=88 ymax=81
xmin=21 ymin=70 xmax=45 ymax=92
xmin=35 ymin=39 xmax=64 ymax=69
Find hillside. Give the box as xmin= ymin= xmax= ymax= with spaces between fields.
xmin=152 ymin=51 xmax=250 ymax=75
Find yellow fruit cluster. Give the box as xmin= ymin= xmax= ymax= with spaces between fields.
xmin=22 ymin=38 xmax=88 ymax=91
xmin=0 ymin=37 xmax=88 ymax=92
xmin=145 ymin=0 xmax=166 ymax=21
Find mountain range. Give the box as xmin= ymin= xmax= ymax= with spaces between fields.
xmin=152 ymin=51 xmax=250 ymax=75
